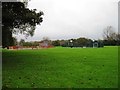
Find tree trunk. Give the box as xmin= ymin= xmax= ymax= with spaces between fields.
xmin=2 ymin=26 xmax=13 ymax=48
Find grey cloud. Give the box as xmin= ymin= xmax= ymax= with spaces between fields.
xmin=15 ymin=0 xmax=118 ymax=41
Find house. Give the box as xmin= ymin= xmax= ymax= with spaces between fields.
xmin=93 ymin=41 xmax=104 ymax=48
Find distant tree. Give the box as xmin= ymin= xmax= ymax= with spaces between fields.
xmin=103 ymin=26 xmax=116 ymax=40
xmin=75 ymin=38 xmax=93 ymax=47
xmin=116 ymin=33 xmax=120 ymax=45
xmin=12 ymin=37 xmax=18 ymax=46
xmin=22 ymin=42 xmax=32 ymax=46
xmin=32 ymin=42 xmax=39 ymax=46
xmin=2 ymin=2 xmax=43 ymax=48
xmin=60 ymin=38 xmax=93 ymax=47
xmin=60 ymin=40 xmax=69 ymax=47
xmin=52 ymin=40 xmax=60 ymax=46
xmin=43 ymin=37 xmax=49 ymax=41
xmin=19 ymin=39 xmax=25 ymax=46
xmin=103 ymin=26 xmax=118 ymax=46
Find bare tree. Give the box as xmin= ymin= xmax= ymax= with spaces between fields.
xmin=102 ymin=26 xmax=120 ymax=45
xmin=116 ymin=33 xmax=120 ymax=45
xmin=43 ymin=37 xmax=49 ymax=41
xmin=19 ymin=39 xmax=25 ymax=46
xmin=103 ymin=26 xmax=116 ymax=40
xmin=42 ymin=37 xmax=52 ymax=45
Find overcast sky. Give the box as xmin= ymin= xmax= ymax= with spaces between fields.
xmin=15 ymin=0 xmax=119 ymax=41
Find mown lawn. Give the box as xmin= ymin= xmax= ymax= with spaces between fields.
xmin=2 ymin=46 xmax=118 ymax=88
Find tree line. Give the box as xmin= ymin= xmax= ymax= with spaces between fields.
xmin=52 ymin=26 xmax=120 ymax=47
xmin=8 ymin=26 xmax=120 ymax=48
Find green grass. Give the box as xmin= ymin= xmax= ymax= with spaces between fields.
xmin=2 ymin=46 xmax=118 ymax=88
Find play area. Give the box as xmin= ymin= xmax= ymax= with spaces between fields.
xmin=2 ymin=46 xmax=118 ymax=88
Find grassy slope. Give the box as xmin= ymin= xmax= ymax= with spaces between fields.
xmin=2 ymin=46 xmax=118 ymax=88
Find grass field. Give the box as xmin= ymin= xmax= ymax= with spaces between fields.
xmin=2 ymin=46 xmax=118 ymax=88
